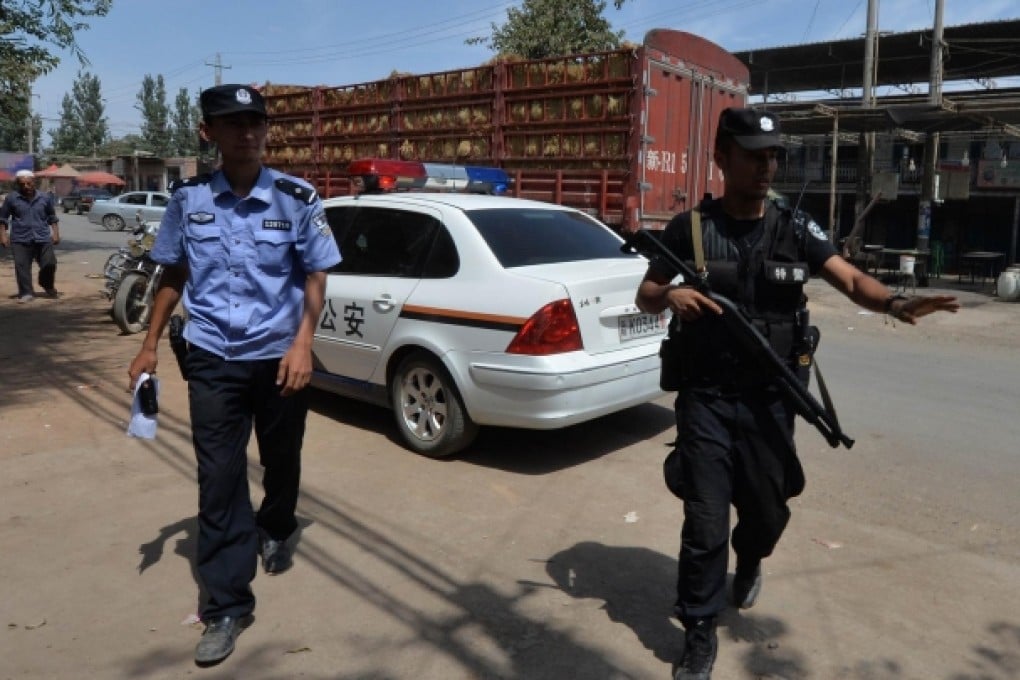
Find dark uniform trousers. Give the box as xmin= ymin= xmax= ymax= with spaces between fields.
xmin=12 ymin=241 xmax=57 ymax=296
xmin=186 ymin=346 xmax=307 ymax=620
xmin=670 ymin=384 xmax=804 ymax=621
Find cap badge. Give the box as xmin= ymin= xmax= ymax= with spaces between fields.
xmin=759 ymin=116 xmax=775 ymax=132
xmin=235 ymin=88 xmax=252 ymax=105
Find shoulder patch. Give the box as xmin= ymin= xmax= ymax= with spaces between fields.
xmin=312 ymin=211 xmax=331 ymax=237
xmin=168 ymin=174 xmax=212 ymax=193
xmin=274 ymin=178 xmax=318 ymax=205
xmin=806 ymin=219 xmax=828 ymax=241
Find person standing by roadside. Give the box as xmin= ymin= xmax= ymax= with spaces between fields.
xmin=635 ymin=107 xmax=960 ymax=680
xmin=0 ymin=169 xmax=61 ymax=302
xmin=127 ymin=84 xmax=340 ymax=666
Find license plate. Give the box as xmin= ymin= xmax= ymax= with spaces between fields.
xmin=618 ymin=312 xmax=667 ymax=341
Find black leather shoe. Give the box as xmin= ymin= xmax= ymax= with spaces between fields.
xmin=194 ymin=615 xmax=251 ymax=666
xmin=731 ymin=562 xmax=763 ymax=610
xmin=674 ymin=616 xmax=718 ymax=680
xmin=261 ymin=536 xmax=293 ymax=574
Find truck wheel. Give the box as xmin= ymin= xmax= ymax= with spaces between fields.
xmin=62 ymin=202 xmax=70 ymax=214
xmin=112 ymin=272 xmax=151 ymax=334
xmin=390 ymin=351 xmax=478 ymax=458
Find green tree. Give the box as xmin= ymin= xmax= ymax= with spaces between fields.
xmin=136 ymin=74 xmax=171 ymax=156
xmin=47 ymin=70 xmax=107 ymax=155
xmin=0 ymin=79 xmax=37 ymax=151
xmin=74 ymin=71 xmax=107 ymax=155
xmin=169 ymin=87 xmax=199 ymax=156
xmin=467 ymin=0 xmax=629 ymax=59
xmin=0 ymin=0 xmax=112 ymax=150
xmin=49 ymin=92 xmax=81 ymax=154
xmin=99 ymin=132 xmax=145 ymax=157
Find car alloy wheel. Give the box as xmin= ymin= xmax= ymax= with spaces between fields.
xmin=390 ymin=351 xmax=478 ymax=458
xmin=102 ymin=214 xmax=125 ymax=231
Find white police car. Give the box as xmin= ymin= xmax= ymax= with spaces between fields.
xmin=312 ymin=159 xmax=667 ymax=457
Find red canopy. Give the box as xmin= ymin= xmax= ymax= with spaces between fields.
xmin=36 ymin=163 xmax=81 ymax=178
xmin=0 ymin=169 xmax=12 ymax=182
xmin=79 ymin=170 xmax=126 ymax=186
xmin=33 ymin=164 xmax=61 ymax=176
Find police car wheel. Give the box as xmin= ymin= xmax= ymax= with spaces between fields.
xmin=390 ymin=351 xmax=478 ymax=458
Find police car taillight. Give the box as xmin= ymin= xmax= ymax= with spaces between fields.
xmin=506 ymin=299 xmax=583 ymax=355
xmin=349 ymin=158 xmax=510 ymax=195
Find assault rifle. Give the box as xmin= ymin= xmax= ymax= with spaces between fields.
xmin=623 ymin=229 xmax=854 ymax=449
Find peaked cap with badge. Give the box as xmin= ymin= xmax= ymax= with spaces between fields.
xmin=200 ymin=84 xmax=267 ymax=119
xmin=717 ymin=108 xmax=784 ymax=150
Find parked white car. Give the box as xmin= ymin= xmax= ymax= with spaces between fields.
xmin=87 ymin=191 xmax=170 ymax=231
xmin=313 ymin=189 xmax=667 ymax=457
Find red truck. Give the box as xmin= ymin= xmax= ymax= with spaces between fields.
xmin=262 ymin=29 xmax=748 ymax=231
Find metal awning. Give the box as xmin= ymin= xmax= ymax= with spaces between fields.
xmin=769 ymin=93 xmax=1020 ymax=139
xmin=734 ymin=19 xmax=1020 ymax=95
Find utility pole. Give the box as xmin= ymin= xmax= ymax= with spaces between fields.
xmin=205 ymin=53 xmax=232 ymax=86
xmin=855 ymin=0 xmax=879 ymax=239
xmin=917 ymin=0 xmax=945 ymax=253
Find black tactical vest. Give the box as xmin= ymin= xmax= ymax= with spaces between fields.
xmin=667 ymin=198 xmax=810 ymax=386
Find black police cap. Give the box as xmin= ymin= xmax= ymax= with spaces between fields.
xmin=200 ymin=84 xmax=267 ymax=119
xmin=718 ymin=108 xmax=784 ymax=150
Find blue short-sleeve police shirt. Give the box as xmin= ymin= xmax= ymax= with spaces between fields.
xmin=151 ymin=167 xmax=341 ymax=360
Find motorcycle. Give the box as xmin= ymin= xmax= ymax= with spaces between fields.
xmin=102 ymin=212 xmax=164 ymax=334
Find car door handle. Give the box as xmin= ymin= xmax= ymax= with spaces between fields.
xmin=373 ymin=294 xmax=396 ymax=312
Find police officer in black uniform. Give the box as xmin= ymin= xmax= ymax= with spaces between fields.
xmin=635 ymin=108 xmax=960 ymax=680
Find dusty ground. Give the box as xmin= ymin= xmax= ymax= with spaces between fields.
xmin=1 ymin=225 xmax=1018 ymax=680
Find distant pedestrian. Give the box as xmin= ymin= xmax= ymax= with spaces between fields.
xmin=0 ymin=169 xmax=61 ymax=302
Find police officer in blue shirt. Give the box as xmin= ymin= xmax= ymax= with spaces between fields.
xmin=128 ymin=84 xmax=340 ymax=666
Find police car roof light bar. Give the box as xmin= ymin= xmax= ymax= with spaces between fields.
xmin=349 ymin=158 xmax=509 ymax=195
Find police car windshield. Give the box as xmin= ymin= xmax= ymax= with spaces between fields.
xmin=466 ymin=208 xmax=635 ymax=268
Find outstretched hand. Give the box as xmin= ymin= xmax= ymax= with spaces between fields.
xmin=894 ymin=295 xmax=960 ymax=325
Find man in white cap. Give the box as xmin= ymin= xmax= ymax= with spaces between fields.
xmin=0 ymin=169 xmax=61 ymax=302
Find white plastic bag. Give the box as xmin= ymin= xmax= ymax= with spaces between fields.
xmin=127 ymin=372 xmax=160 ymax=440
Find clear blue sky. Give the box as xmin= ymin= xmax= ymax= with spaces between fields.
xmin=31 ymin=0 xmax=1020 ymax=145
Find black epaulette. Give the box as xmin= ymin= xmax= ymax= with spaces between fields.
xmin=274 ymin=178 xmax=318 ymax=205
xmin=168 ymin=174 xmax=212 ymax=193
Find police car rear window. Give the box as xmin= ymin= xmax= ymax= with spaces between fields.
xmin=466 ymin=208 xmax=636 ymax=268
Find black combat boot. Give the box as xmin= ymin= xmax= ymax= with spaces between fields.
xmin=674 ymin=616 xmax=717 ymax=680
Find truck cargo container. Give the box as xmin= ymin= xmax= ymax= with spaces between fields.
xmin=262 ymin=29 xmax=748 ymax=231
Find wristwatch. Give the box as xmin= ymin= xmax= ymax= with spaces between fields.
xmin=884 ymin=293 xmax=909 ymax=317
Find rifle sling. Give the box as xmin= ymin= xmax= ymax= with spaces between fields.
xmin=691 ymin=208 xmax=706 ymax=274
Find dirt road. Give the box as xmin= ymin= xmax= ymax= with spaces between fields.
xmin=1 ymin=217 xmax=1018 ymax=679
